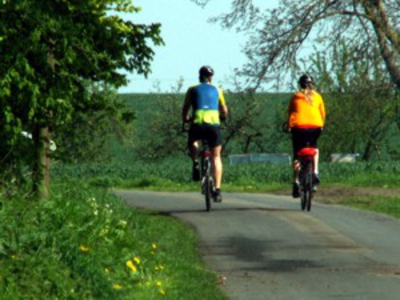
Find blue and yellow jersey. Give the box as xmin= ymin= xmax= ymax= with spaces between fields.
xmin=184 ymin=83 xmax=226 ymax=125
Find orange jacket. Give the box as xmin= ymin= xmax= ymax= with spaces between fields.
xmin=288 ymin=90 xmax=326 ymax=128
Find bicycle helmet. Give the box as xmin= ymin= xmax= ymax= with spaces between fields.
xmin=199 ymin=66 xmax=214 ymax=78
xmin=298 ymin=74 xmax=314 ymax=89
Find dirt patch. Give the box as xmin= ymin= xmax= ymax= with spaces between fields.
xmin=272 ymin=186 xmax=400 ymax=205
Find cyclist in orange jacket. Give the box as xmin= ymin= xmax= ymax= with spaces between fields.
xmin=287 ymin=74 xmax=326 ymax=198
xmin=182 ymin=66 xmax=228 ymax=202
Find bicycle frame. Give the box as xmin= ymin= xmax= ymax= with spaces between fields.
xmin=297 ymin=147 xmax=317 ymax=211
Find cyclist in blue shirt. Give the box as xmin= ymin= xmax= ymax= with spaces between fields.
xmin=182 ymin=66 xmax=228 ymax=202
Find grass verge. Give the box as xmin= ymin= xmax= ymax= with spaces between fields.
xmin=0 ymin=180 xmax=228 ymax=300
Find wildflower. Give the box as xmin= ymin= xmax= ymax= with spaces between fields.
xmin=152 ymin=243 xmax=157 ymax=250
xmin=79 ymin=245 xmax=90 ymax=252
xmin=133 ymin=257 xmax=141 ymax=264
xmin=119 ymin=220 xmax=128 ymax=228
xmin=126 ymin=260 xmax=138 ymax=272
xmin=155 ymin=281 xmax=162 ymax=287
xmin=105 ymin=268 xmax=110 ymax=274
xmin=113 ymin=283 xmax=123 ymax=290
xmin=155 ymin=264 xmax=164 ymax=271
xmin=159 ymin=289 xmax=166 ymax=295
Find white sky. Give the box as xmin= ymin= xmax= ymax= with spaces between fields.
xmin=118 ymin=0 xmax=277 ymax=93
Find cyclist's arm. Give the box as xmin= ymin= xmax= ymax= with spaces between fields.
xmin=287 ymin=95 xmax=296 ymax=129
xmin=182 ymin=88 xmax=192 ymax=123
xmin=319 ymin=95 xmax=326 ymax=127
xmin=218 ymin=87 xmax=228 ymax=120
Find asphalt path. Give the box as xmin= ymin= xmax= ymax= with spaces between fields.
xmin=114 ymin=190 xmax=400 ymax=300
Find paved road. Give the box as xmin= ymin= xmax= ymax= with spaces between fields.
xmin=115 ymin=190 xmax=400 ymax=300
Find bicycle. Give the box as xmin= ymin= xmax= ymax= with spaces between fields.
xmin=199 ymin=141 xmax=215 ymax=212
xmin=297 ymin=146 xmax=317 ymax=212
xmin=181 ymin=122 xmax=217 ymax=212
xmin=282 ymin=121 xmax=318 ymax=211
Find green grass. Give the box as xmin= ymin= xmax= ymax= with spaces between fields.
xmin=51 ymin=158 xmax=400 ymax=190
xmin=0 ymin=180 xmax=228 ymax=300
xmin=335 ymin=196 xmax=400 ymax=218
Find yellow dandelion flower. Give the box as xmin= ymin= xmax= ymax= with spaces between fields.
xmin=151 ymin=243 xmax=157 ymax=250
xmin=113 ymin=283 xmax=123 ymax=290
xmin=105 ymin=268 xmax=110 ymax=274
xmin=133 ymin=256 xmax=141 ymax=264
xmin=155 ymin=281 xmax=162 ymax=287
xmin=155 ymin=266 xmax=159 ymax=271
xmin=126 ymin=260 xmax=137 ymax=272
xmin=159 ymin=289 xmax=166 ymax=295
xmin=159 ymin=265 xmax=165 ymax=270
xmin=79 ymin=245 xmax=90 ymax=252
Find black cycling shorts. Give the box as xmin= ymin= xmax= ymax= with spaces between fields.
xmin=291 ymin=127 xmax=322 ymax=159
xmin=188 ymin=124 xmax=222 ymax=148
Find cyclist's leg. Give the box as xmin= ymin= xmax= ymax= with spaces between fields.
xmin=188 ymin=125 xmax=199 ymax=159
xmin=291 ymin=128 xmax=302 ymax=182
xmin=205 ymin=125 xmax=223 ymax=201
xmin=306 ymin=128 xmax=322 ymax=182
xmin=188 ymin=125 xmax=202 ymax=181
xmin=211 ymin=145 xmax=222 ymax=189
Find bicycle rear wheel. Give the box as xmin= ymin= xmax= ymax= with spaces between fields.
xmin=204 ymin=175 xmax=212 ymax=211
xmin=299 ymin=169 xmax=306 ymax=211
xmin=305 ymin=169 xmax=313 ymax=211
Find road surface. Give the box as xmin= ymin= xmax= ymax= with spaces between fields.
xmin=115 ymin=190 xmax=400 ymax=300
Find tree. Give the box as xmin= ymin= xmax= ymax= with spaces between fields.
xmin=0 ymin=0 xmax=163 ymax=197
xmin=192 ymin=0 xmax=400 ymax=90
xmin=310 ymin=41 xmax=399 ymax=161
xmin=53 ymin=83 xmax=136 ymax=163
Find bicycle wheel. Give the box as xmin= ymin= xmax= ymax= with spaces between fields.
xmin=204 ymin=175 xmax=212 ymax=211
xmin=299 ymin=169 xmax=306 ymax=211
xmin=305 ymin=169 xmax=313 ymax=211
xmin=203 ymin=159 xmax=212 ymax=212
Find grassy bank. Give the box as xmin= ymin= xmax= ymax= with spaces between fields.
xmin=0 ymin=180 xmax=228 ymax=300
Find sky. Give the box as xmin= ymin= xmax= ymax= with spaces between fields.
xmin=118 ymin=0 xmax=277 ymax=94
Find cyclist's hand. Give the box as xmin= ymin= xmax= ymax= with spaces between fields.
xmin=281 ymin=121 xmax=291 ymax=133
xmin=183 ymin=116 xmax=192 ymax=124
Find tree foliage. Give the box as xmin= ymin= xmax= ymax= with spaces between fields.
xmin=53 ymin=83 xmax=136 ymax=163
xmin=311 ymin=41 xmax=400 ymax=161
xmin=192 ymin=0 xmax=400 ymax=90
xmin=0 ymin=0 xmax=163 ymax=195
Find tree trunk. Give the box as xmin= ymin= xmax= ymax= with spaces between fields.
xmin=32 ymin=125 xmax=50 ymax=199
xmin=364 ymin=2 xmax=400 ymax=89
